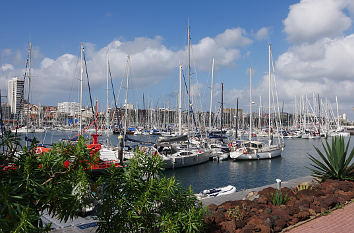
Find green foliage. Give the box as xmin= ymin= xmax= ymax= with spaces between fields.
xmin=307 ymin=136 xmax=354 ymax=181
xmin=227 ymin=204 xmax=247 ymax=221
xmin=270 ymin=191 xmax=289 ymax=206
xmin=0 ymin=132 xmax=98 ymax=233
xmin=295 ymin=182 xmax=310 ymax=192
xmin=1 ymin=132 xmax=207 ymax=233
xmin=95 ymin=149 xmax=207 ymax=233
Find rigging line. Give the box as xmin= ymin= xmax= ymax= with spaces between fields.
xmin=108 ymin=60 xmax=122 ymax=133
xmin=83 ymin=49 xmax=97 ymax=130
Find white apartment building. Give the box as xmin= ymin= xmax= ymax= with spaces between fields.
xmin=58 ymin=102 xmax=79 ymax=115
xmin=8 ymin=77 xmax=25 ymax=115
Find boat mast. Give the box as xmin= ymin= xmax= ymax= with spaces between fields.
xmin=106 ymin=51 xmax=109 ymax=131
xmin=124 ymin=56 xmax=130 ymax=137
xmin=187 ymin=23 xmax=191 ymax=144
xmin=336 ymin=96 xmax=339 ymax=129
xmin=221 ymin=82 xmax=224 ymax=133
xmin=259 ymin=96 xmax=262 ymax=129
xmin=268 ymin=43 xmax=271 ymax=145
xmin=179 ymin=64 xmax=182 ymax=135
xmin=249 ymin=67 xmax=252 ymax=141
xmin=26 ymin=42 xmax=32 ymax=146
xmin=79 ymin=43 xmax=83 ymax=135
xmin=209 ymin=57 xmax=214 ymax=131
xmin=235 ymin=97 xmax=239 ymax=139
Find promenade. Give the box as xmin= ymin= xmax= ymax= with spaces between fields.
xmin=287 ymin=201 xmax=354 ymax=233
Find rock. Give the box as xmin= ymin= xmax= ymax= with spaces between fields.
xmin=220 ymin=220 xmax=236 ymax=233
xmin=274 ymin=218 xmax=288 ymax=232
xmin=287 ymin=205 xmax=300 ymax=216
xmin=244 ymin=191 xmax=259 ymax=201
xmin=208 ymin=203 xmax=218 ymax=212
xmin=338 ymin=180 xmax=354 ymax=192
xmin=319 ymin=195 xmax=338 ymax=209
xmin=309 ymin=204 xmax=322 ymax=213
xmin=214 ymin=209 xmax=226 ymax=224
xmin=259 ymin=225 xmax=271 ymax=233
xmin=264 ymin=208 xmax=272 ymax=214
xmin=258 ymin=187 xmax=276 ymax=199
xmin=294 ymin=210 xmax=310 ymax=221
xmin=242 ymin=216 xmax=264 ymax=232
xmin=263 ymin=217 xmax=272 ymax=227
xmin=308 ymin=208 xmax=316 ymax=216
xmin=257 ymin=196 xmax=268 ymax=205
xmin=220 ymin=201 xmax=233 ymax=211
xmin=271 ymin=207 xmax=290 ymax=221
xmin=288 ymin=216 xmax=299 ymax=225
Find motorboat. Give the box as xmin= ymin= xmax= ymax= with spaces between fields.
xmin=230 ymin=140 xmax=282 ymax=160
xmin=196 ymin=185 xmax=236 ymax=199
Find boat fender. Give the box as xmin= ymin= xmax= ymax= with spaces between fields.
xmin=243 ymin=148 xmax=247 ymax=154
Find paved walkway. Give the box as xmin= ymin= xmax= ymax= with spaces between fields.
xmin=287 ymin=201 xmax=354 ymax=233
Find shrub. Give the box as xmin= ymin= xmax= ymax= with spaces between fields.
xmin=0 ymin=132 xmax=98 ymax=233
xmin=95 ymin=148 xmax=207 ymax=233
xmin=270 ymin=191 xmax=289 ymax=206
xmin=227 ymin=204 xmax=247 ymax=221
xmin=307 ymin=136 xmax=354 ymax=181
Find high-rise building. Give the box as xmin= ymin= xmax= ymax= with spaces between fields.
xmin=58 ymin=102 xmax=79 ymax=115
xmin=8 ymin=77 xmax=25 ymax=115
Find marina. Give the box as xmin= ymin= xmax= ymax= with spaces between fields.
xmin=15 ymin=130 xmax=354 ymax=193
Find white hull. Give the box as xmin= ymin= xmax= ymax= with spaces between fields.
xmin=196 ymin=185 xmax=236 ymax=199
xmin=230 ymin=147 xmax=282 ymax=160
xmin=162 ymin=150 xmax=210 ymax=169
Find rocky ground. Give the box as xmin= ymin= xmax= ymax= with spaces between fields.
xmin=205 ymin=179 xmax=354 ymax=233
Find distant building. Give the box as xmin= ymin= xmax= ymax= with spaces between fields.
xmin=123 ymin=103 xmax=134 ymax=110
xmin=8 ymin=77 xmax=25 ymax=115
xmin=58 ymin=102 xmax=79 ymax=115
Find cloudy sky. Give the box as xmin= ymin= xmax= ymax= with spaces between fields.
xmin=1 ymin=0 xmax=354 ymax=119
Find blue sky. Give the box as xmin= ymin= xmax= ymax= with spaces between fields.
xmin=1 ymin=0 xmax=354 ymax=119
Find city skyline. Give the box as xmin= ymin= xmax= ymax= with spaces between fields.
xmin=0 ymin=0 xmax=354 ymax=119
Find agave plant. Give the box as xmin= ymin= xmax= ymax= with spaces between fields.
xmin=307 ymin=136 xmax=354 ymax=181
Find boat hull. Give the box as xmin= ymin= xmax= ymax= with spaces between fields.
xmin=163 ymin=151 xmax=210 ymax=169
xmin=230 ymin=148 xmax=282 ymax=160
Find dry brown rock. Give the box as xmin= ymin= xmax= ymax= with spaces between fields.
xmin=214 ymin=209 xmax=226 ymax=224
xmin=208 ymin=203 xmax=218 ymax=212
xmin=220 ymin=220 xmax=236 ymax=233
xmin=294 ymin=210 xmax=310 ymax=221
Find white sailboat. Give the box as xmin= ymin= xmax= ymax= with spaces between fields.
xmin=230 ymin=44 xmax=283 ymax=160
xmin=156 ymin=24 xmax=210 ymax=168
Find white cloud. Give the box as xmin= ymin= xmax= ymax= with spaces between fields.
xmin=1 ymin=64 xmax=14 ymax=72
xmin=0 ymin=27 xmax=252 ymax=105
xmin=215 ymin=28 xmax=252 ymax=47
xmin=255 ymin=27 xmax=269 ymax=40
xmin=283 ymin=0 xmax=352 ymax=43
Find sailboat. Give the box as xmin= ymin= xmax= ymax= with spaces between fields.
xmin=155 ymin=24 xmax=210 ymax=168
xmin=230 ymin=44 xmax=283 ymax=160
xmin=36 ymin=44 xmax=121 ymax=172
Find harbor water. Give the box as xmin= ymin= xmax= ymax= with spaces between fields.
xmin=17 ymin=131 xmax=354 ymax=193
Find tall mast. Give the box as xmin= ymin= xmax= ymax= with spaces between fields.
xmin=79 ymin=43 xmax=83 ymax=135
xmin=268 ymin=43 xmax=271 ymax=144
xmin=124 ymin=56 xmax=130 ymax=137
xmin=336 ymin=96 xmax=339 ymax=129
xmin=221 ymin=82 xmax=224 ymax=133
xmin=249 ymin=67 xmax=252 ymax=141
xmin=259 ymin=96 xmax=262 ymax=129
xmin=26 ymin=42 xmax=32 ymax=145
xmin=187 ymin=23 xmax=191 ymax=140
xmin=179 ymin=64 xmax=182 ymax=135
xmin=235 ymin=97 xmax=239 ymax=139
xmin=106 ymin=51 xmax=109 ymax=130
xmin=209 ymin=57 xmax=214 ymax=130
